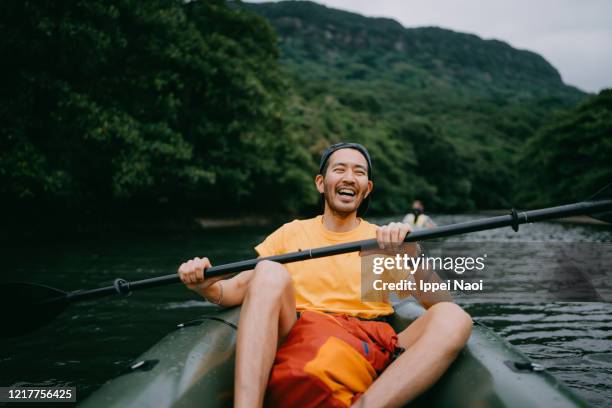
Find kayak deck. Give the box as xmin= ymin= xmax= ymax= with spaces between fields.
xmin=81 ymin=300 xmax=590 ymax=407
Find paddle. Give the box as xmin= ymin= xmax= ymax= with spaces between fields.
xmin=2 ymin=184 xmax=611 ymax=338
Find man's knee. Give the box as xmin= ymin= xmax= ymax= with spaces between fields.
xmin=428 ymin=302 xmax=472 ymax=352
xmin=248 ymin=260 xmax=292 ymax=299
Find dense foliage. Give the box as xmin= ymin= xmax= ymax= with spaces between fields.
xmin=516 ymin=90 xmax=612 ymax=206
xmin=0 ymin=0 xmax=315 ymax=216
xmin=243 ymin=1 xmax=587 ymax=212
xmin=1 ymin=0 xmax=605 ymax=221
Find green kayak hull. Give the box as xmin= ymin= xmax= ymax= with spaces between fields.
xmin=81 ymin=301 xmax=590 ymax=407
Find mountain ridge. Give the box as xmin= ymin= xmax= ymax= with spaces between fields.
xmin=237 ymin=0 xmax=587 ymax=211
xmin=241 ymin=0 xmax=580 ymax=97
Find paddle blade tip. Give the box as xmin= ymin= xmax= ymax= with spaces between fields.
xmin=0 ymin=282 xmax=68 ymax=338
xmin=587 ymin=182 xmax=612 ymax=224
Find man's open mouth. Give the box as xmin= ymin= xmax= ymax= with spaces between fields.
xmin=337 ymin=188 xmax=356 ymax=197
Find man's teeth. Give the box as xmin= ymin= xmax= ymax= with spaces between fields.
xmin=338 ymin=189 xmax=356 ymax=196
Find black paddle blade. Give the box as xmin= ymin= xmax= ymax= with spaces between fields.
xmin=0 ymin=282 xmax=69 ymax=338
xmin=588 ymin=182 xmax=612 ymax=224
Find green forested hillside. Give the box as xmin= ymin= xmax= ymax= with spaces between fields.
xmin=517 ymin=90 xmax=612 ymax=206
xmin=242 ymin=0 xmax=587 ymax=212
xmin=0 ymin=0 xmax=313 ymax=216
xmin=1 ymin=0 xmax=607 ymax=222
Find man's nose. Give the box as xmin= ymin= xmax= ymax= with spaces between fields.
xmin=341 ymin=171 xmax=357 ymax=183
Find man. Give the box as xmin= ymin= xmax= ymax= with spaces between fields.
xmin=178 ymin=143 xmax=472 ymax=407
xmin=402 ymin=200 xmax=437 ymax=230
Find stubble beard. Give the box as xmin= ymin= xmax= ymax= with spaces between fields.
xmin=323 ymin=182 xmax=365 ymax=219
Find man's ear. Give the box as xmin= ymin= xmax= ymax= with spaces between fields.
xmin=364 ymin=180 xmax=373 ymax=198
xmin=315 ymin=174 xmax=324 ymax=194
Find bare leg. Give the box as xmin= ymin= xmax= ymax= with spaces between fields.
xmin=234 ymin=260 xmax=297 ymax=408
xmin=356 ymin=302 xmax=472 ymax=408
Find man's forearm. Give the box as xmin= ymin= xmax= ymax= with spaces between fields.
xmin=393 ymin=243 xmax=453 ymax=308
xmin=196 ymin=269 xmax=254 ymax=307
xmin=412 ymin=266 xmax=453 ymax=308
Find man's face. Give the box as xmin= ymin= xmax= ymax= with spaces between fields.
xmin=315 ymin=148 xmax=373 ymax=216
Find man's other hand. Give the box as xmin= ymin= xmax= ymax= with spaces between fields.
xmin=376 ymin=222 xmax=412 ymax=250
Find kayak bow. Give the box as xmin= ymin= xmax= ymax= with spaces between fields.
xmin=80 ymin=300 xmax=591 ymax=408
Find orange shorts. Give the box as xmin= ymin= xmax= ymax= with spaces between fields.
xmin=265 ymin=311 xmax=399 ymax=408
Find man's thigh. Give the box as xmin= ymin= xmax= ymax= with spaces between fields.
xmin=272 ymin=265 xmax=297 ymax=342
xmin=396 ymin=307 xmax=436 ymax=349
xmin=396 ymin=302 xmax=471 ymax=349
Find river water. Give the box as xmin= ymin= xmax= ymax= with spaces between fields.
xmin=1 ymin=215 xmax=611 ymax=406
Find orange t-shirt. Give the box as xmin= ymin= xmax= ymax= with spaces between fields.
xmin=255 ymin=216 xmax=393 ymax=318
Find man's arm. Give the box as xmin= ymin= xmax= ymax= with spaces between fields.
xmin=376 ymin=223 xmax=452 ymax=308
xmin=406 ymin=245 xmax=452 ymax=308
xmin=178 ymin=257 xmax=255 ymax=307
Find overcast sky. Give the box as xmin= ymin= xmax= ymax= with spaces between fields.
xmin=247 ymin=0 xmax=612 ymax=93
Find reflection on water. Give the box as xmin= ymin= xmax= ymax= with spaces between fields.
xmin=375 ymin=214 xmax=612 ymax=407
xmin=1 ymin=215 xmax=611 ymax=406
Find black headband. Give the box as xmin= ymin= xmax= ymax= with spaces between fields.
xmin=319 ymin=142 xmax=372 ymax=179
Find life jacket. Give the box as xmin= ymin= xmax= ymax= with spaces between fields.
xmin=403 ymin=212 xmax=429 ymax=228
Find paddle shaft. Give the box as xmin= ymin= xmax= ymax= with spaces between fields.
xmin=64 ymin=198 xmax=612 ymax=303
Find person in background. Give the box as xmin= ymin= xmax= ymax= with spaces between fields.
xmin=403 ymin=200 xmax=436 ymax=229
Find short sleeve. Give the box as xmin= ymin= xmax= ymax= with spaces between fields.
xmin=255 ymin=224 xmax=287 ymax=257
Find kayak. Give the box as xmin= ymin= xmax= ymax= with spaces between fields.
xmin=80 ymin=300 xmax=590 ymax=408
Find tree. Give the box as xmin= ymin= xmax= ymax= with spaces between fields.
xmin=517 ymin=89 xmax=612 ymax=206
xmin=0 ymin=0 xmax=315 ymax=215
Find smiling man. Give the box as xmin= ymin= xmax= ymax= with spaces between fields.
xmin=178 ymin=142 xmax=472 ymax=408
